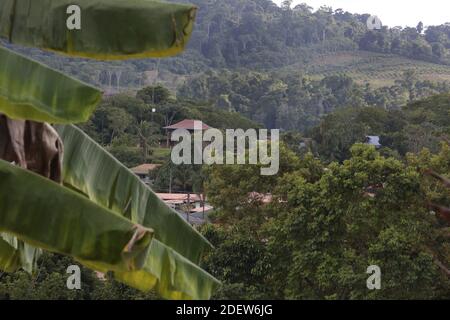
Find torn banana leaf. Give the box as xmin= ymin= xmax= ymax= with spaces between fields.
xmin=55 ymin=124 xmax=212 ymax=265
xmin=114 ymin=239 xmax=220 ymax=300
xmin=55 ymin=125 xmax=220 ymax=299
xmin=0 ymin=46 xmax=102 ymax=123
xmin=0 ymin=159 xmax=154 ymax=273
xmin=0 ymin=0 xmax=197 ymax=60
xmin=81 ymin=238 xmax=220 ymax=300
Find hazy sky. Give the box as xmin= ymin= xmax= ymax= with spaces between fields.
xmin=273 ymin=0 xmax=450 ymax=27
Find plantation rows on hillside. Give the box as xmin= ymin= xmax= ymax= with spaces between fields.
xmin=296 ymin=51 xmax=450 ymax=87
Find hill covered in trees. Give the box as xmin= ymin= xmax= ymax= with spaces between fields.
xmin=175 ymin=0 xmax=450 ymax=68
xmin=179 ymin=69 xmax=450 ymax=130
xmin=10 ymin=0 xmax=450 ymax=91
xmin=7 ymin=0 xmax=450 ymax=134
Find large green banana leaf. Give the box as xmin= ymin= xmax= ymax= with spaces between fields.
xmin=0 ymin=46 xmax=102 ymax=123
xmin=0 ymin=159 xmax=218 ymax=299
xmin=0 ymin=234 xmax=218 ymax=299
xmin=0 ymin=0 xmax=197 ymax=60
xmin=0 ymin=144 xmax=219 ymax=299
xmin=55 ymin=125 xmax=220 ymax=299
xmin=0 ymin=159 xmax=155 ymax=272
xmin=55 ymin=124 xmax=212 ymax=265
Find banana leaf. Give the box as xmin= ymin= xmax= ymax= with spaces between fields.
xmin=0 ymin=46 xmax=102 ymax=123
xmin=114 ymin=239 xmax=219 ymax=300
xmin=0 ymin=158 xmax=219 ymax=299
xmin=0 ymin=228 xmax=219 ymax=300
xmin=55 ymin=124 xmax=212 ymax=265
xmin=0 ymin=134 xmax=219 ymax=299
xmin=80 ymin=238 xmax=220 ymax=300
xmin=0 ymin=159 xmax=154 ymax=273
xmin=55 ymin=125 xmax=220 ymax=299
xmin=0 ymin=0 xmax=197 ymax=60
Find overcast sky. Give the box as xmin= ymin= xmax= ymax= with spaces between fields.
xmin=273 ymin=0 xmax=450 ymax=27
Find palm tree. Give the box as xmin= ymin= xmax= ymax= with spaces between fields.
xmin=0 ymin=0 xmax=219 ymax=300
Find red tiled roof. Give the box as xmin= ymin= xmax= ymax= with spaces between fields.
xmin=156 ymin=193 xmax=202 ymax=202
xmin=163 ymin=119 xmax=212 ymax=131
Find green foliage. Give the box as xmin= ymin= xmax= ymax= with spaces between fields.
xmin=179 ymin=70 xmax=450 ymax=131
xmin=181 ymin=0 xmax=450 ymax=68
xmin=204 ymin=143 xmax=301 ymax=226
xmin=137 ymin=85 xmax=173 ymax=105
xmin=202 ymin=143 xmax=450 ymax=300
xmin=0 ymin=252 xmax=159 ymax=300
xmin=107 ymin=144 xmax=147 ymax=168
xmin=151 ymin=161 xmax=202 ymax=193
xmin=200 ymin=225 xmax=271 ymax=300
xmin=76 ymin=87 xmax=259 ymax=168
xmin=268 ymin=144 xmax=447 ymax=299
xmin=311 ymin=93 xmax=450 ymax=162
xmin=12 ymin=0 xmax=450 ymax=95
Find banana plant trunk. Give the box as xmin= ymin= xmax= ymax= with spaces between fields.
xmin=0 ymin=114 xmax=63 ymax=182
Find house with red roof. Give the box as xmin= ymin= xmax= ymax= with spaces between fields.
xmin=163 ymin=119 xmax=211 ymax=131
xmin=163 ymin=119 xmax=213 ymax=147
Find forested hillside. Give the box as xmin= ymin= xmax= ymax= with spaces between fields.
xmin=10 ymin=0 xmax=450 ymax=90
xmin=178 ymin=70 xmax=450 ymax=130
xmin=176 ymin=0 xmax=450 ymax=68
xmin=6 ymin=0 xmax=450 ymax=133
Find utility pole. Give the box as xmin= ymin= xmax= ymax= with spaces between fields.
xmin=169 ymin=167 xmax=172 ymax=193
xmin=187 ymin=192 xmax=190 ymax=223
xmin=202 ymin=194 xmax=205 ymax=220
